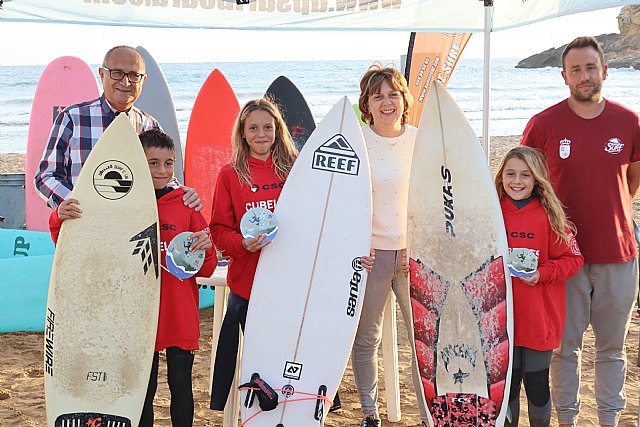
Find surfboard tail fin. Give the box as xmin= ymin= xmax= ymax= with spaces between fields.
xmin=239 ymin=372 xmax=279 ymax=411
xmin=314 ymin=385 xmax=327 ymax=421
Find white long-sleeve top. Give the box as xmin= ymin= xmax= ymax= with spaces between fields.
xmin=364 ymin=124 xmax=418 ymax=250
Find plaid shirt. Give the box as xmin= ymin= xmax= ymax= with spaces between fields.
xmin=35 ymin=94 xmax=160 ymax=208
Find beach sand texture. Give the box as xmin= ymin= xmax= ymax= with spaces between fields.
xmin=1 ymin=136 xmax=639 ymax=426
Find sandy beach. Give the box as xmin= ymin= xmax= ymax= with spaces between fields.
xmin=1 ymin=135 xmax=639 ymax=426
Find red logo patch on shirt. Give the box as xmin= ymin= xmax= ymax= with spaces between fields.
xmin=604 ymin=138 xmax=624 ymax=154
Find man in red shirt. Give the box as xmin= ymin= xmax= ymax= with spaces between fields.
xmin=521 ymin=36 xmax=640 ymax=427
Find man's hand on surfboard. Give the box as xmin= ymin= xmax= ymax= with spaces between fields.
xmin=360 ymin=249 xmax=375 ymax=273
xmin=241 ymin=234 xmax=271 ymax=253
xmin=181 ymin=185 xmax=203 ymax=211
xmin=57 ymin=198 xmax=82 ymax=220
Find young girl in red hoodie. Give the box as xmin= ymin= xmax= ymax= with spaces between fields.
xmin=495 ymin=146 xmax=583 ymax=427
xmin=208 ymin=98 xmax=298 ymax=410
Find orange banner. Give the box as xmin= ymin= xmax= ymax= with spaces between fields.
xmin=405 ymin=32 xmax=472 ymax=126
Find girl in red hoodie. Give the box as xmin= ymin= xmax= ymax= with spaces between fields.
xmin=208 ymin=98 xmax=298 ymax=410
xmin=495 ymin=146 xmax=583 ymax=427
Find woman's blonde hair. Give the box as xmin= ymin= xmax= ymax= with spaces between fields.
xmin=358 ymin=63 xmax=413 ymax=126
xmin=231 ymin=97 xmax=297 ymax=187
xmin=495 ymin=146 xmax=576 ymax=245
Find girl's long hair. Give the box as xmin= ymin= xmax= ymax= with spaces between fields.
xmin=231 ymin=97 xmax=297 ymax=187
xmin=495 ymin=146 xmax=576 ymax=245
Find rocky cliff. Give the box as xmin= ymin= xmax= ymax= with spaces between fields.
xmin=516 ymin=6 xmax=640 ymax=70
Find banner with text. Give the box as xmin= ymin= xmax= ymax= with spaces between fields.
xmin=405 ymin=32 xmax=472 ymax=126
xmin=1 ymin=0 xmax=638 ymax=32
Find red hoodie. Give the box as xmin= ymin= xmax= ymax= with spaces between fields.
xmin=209 ymin=156 xmax=285 ymax=300
xmin=49 ymin=188 xmax=216 ymax=351
xmin=501 ymin=197 xmax=583 ymax=350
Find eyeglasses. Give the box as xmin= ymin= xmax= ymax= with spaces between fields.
xmin=102 ymin=67 xmax=145 ymax=83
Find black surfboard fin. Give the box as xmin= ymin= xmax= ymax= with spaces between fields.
xmin=239 ymin=372 xmax=278 ymax=411
xmin=314 ymin=385 xmax=327 ymax=421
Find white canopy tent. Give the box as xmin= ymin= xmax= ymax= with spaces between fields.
xmin=2 ymin=0 xmax=639 ymax=152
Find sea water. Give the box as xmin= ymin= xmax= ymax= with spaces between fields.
xmin=1 ymin=58 xmax=638 ymax=153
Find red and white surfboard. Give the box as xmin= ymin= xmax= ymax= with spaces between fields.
xmin=407 ymin=81 xmax=513 ymax=426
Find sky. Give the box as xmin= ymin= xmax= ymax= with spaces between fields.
xmin=0 ymin=7 xmax=624 ymax=65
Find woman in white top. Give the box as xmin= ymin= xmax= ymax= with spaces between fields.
xmin=351 ymin=64 xmax=427 ymax=427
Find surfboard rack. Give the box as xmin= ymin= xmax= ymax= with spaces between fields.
xmin=314 ymin=385 xmax=327 ymax=421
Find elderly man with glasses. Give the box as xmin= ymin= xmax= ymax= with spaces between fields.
xmin=35 ymin=45 xmax=200 ymax=210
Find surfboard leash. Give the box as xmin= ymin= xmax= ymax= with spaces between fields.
xmin=238 ymin=386 xmax=333 ymax=426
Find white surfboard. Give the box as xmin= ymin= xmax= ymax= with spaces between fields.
xmin=407 ymin=82 xmax=513 ymax=426
xmin=240 ymin=97 xmax=372 ymax=426
xmin=44 ymin=114 xmax=161 ymax=427
xmin=135 ymin=46 xmax=184 ymax=183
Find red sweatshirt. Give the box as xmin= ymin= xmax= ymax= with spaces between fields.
xmin=209 ymin=156 xmax=285 ymax=300
xmin=49 ymin=188 xmax=216 ymax=352
xmin=501 ymin=197 xmax=583 ymax=350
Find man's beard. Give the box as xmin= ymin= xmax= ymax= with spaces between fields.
xmin=570 ymin=81 xmax=602 ymax=103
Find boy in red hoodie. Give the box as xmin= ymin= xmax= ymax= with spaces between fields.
xmin=50 ymin=129 xmax=216 ymax=427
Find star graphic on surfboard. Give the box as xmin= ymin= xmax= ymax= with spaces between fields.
xmin=453 ymin=368 xmax=470 ymax=385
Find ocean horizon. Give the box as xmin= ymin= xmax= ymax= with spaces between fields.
xmin=1 ymin=58 xmax=639 ymax=154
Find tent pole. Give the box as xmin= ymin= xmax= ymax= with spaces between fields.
xmin=482 ymin=0 xmax=493 ymax=159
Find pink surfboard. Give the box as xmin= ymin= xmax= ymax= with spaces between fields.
xmin=184 ymin=69 xmax=240 ymax=223
xmin=25 ymin=56 xmax=100 ymax=231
